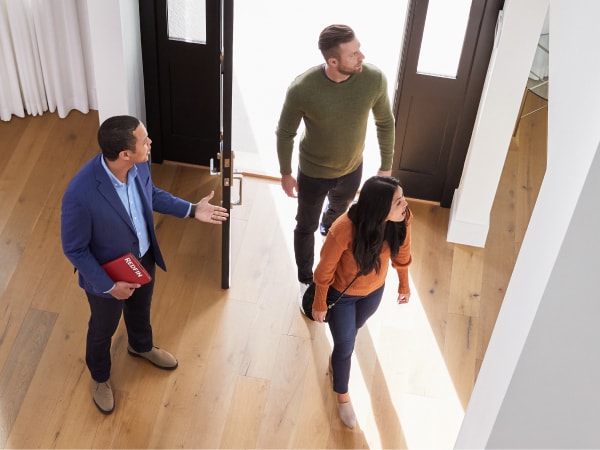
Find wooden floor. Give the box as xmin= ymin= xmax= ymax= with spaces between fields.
xmin=0 ymin=91 xmax=546 ymax=449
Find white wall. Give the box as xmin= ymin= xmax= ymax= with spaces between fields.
xmin=85 ymin=0 xmax=145 ymax=125
xmin=487 ymin=145 xmax=600 ymax=446
xmin=455 ymin=1 xmax=600 ymax=447
xmin=447 ymin=0 xmax=549 ymax=247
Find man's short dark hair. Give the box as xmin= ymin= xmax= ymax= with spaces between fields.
xmin=97 ymin=115 xmax=141 ymax=161
xmin=318 ymin=24 xmax=355 ymax=61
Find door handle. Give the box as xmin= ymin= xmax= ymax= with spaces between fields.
xmin=232 ymin=171 xmax=243 ymax=206
xmin=209 ymin=153 xmax=221 ymax=176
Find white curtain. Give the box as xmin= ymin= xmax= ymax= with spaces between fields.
xmin=0 ymin=0 xmax=95 ymax=122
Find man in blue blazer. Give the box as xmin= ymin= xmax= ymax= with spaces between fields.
xmin=61 ymin=115 xmax=228 ymax=414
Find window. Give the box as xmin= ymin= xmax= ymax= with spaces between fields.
xmin=417 ymin=0 xmax=472 ymax=78
xmin=167 ymin=0 xmax=206 ymax=44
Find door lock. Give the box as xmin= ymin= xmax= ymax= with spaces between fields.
xmin=210 ymin=151 xmax=243 ymax=206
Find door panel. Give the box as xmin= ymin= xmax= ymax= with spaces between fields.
xmin=393 ymin=0 xmax=503 ymax=206
xmin=140 ymin=0 xmax=221 ymax=166
xmin=139 ymin=0 xmax=233 ymax=288
xmin=158 ymin=0 xmax=220 ymax=166
xmin=399 ymin=91 xmax=453 ymax=173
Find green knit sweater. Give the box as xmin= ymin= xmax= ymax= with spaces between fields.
xmin=276 ymin=63 xmax=395 ymax=179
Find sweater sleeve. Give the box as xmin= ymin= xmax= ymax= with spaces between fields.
xmin=372 ymin=73 xmax=395 ymax=172
xmin=391 ymin=212 xmax=413 ymax=294
xmin=313 ymin=223 xmax=351 ymax=311
xmin=276 ymin=85 xmax=303 ymax=176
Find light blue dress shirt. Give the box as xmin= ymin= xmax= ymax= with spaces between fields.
xmin=101 ymin=158 xmax=151 ymax=258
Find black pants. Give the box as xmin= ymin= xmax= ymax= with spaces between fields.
xmin=85 ymin=251 xmax=156 ymax=382
xmin=294 ymin=164 xmax=362 ymax=283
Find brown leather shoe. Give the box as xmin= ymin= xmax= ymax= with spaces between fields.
xmin=92 ymin=380 xmax=114 ymax=414
xmin=127 ymin=345 xmax=178 ymax=370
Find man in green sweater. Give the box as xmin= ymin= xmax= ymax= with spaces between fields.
xmin=276 ymin=24 xmax=395 ymax=296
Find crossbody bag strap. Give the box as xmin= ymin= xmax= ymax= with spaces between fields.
xmin=327 ymin=272 xmax=361 ymax=310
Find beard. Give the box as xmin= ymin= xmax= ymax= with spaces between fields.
xmin=338 ymin=63 xmax=363 ymax=76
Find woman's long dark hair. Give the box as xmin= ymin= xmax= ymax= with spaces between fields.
xmin=347 ymin=176 xmax=408 ymax=275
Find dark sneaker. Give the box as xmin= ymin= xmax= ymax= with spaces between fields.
xmin=319 ymin=223 xmax=329 ymax=236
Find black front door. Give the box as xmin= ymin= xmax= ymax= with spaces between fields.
xmin=139 ymin=0 xmax=221 ymax=166
xmin=139 ymin=0 xmax=234 ymax=288
xmin=393 ymin=0 xmax=503 ymax=206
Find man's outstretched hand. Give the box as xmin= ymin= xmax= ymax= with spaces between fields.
xmin=191 ymin=190 xmax=229 ymax=224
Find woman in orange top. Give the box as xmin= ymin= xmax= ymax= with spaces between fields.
xmin=311 ymin=176 xmax=412 ymax=428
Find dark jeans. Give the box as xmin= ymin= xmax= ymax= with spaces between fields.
xmin=294 ymin=164 xmax=363 ymax=283
xmin=85 ymin=250 xmax=156 ymax=382
xmin=327 ymin=284 xmax=385 ymax=394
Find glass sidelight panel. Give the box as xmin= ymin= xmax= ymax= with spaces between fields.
xmin=167 ymin=0 xmax=207 ymax=44
xmin=417 ymin=0 xmax=472 ymax=78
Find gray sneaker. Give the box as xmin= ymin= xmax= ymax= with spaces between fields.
xmin=338 ymin=400 xmax=356 ymax=429
xmin=127 ymin=345 xmax=178 ymax=370
xmin=92 ymin=380 xmax=114 ymax=414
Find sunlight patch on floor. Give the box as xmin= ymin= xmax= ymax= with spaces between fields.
xmin=320 ymin=271 xmax=464 ymax=449
xmin=357 ymin=272 xmax=464 ymax=448
xmin=269 ymin=183 xmax=297 ymax=265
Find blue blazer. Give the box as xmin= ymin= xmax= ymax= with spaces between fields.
xmin=61 ymin=154 xmax=190 ymax=297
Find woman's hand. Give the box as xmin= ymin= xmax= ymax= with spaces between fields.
xmin=397 ymin=293 xmax=410 ymax=304
xmin=312 ymin=307 xmax=328 ymax=323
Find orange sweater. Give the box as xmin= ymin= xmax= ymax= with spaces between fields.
xmin=312 ymin=211 xmax=412 ymax=311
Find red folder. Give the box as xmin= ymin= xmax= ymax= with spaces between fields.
xmin=101 ymin=253 xmax=152 ymax=285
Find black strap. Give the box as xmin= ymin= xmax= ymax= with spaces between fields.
xmin=327 ymin=272 xmax=361 ymax=310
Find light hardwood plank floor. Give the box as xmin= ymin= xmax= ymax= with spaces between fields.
xmin=0 ymin=90 xmax=546 ymax=449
